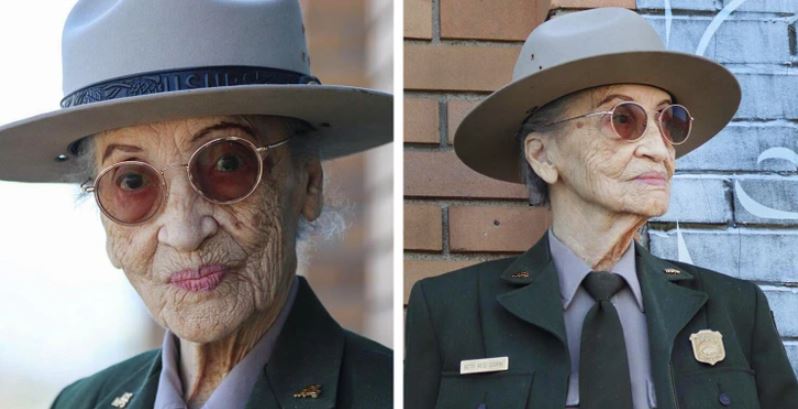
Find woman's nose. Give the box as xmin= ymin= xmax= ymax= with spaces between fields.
xmin=156 ymin=173 xmax=218 ymax=252
xmin=635 ymin=116 xmax=672 ymax=162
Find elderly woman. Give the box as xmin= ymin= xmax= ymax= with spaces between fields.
xmin=405 ymin=8 xmax=798 ymax=409
xmin=0 ymin=1 xmax=391 ymax=408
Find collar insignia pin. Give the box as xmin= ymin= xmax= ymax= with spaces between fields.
xmin=689 ymin=329 xmax=726 ymax=366
xmin=110 ymin=392 xmax=133 ymax=408
xmin=511 ymin=271 xmax=529 ymax=279
xmin=293 ymin=384 xmax=322 ymax=399
xmin=664 ymin=268 xmax=681 ymax=275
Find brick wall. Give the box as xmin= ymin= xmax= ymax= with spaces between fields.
xmin=404 ymin=0 xmax=798 ymax=373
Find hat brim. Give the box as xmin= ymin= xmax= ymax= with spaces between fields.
xmin=0 ymin=84 xmax=392 ymax=183
xmin=454 ymin=51 xmax=741 ymax=184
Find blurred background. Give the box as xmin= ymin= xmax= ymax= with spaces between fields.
xmin=0 ymin=1 xmax=393 ymax=408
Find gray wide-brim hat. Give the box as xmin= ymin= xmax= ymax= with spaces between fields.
xmin=454 ymin=7 xmax=741 ymax=184
xmin=0 ymin=0 xmax=392 ymax=183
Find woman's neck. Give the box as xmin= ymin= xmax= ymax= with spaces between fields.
xmin=177 ymin=284 xmax=292 ymax=409
xmin=549 ymin=193 xmax=646 ymax=271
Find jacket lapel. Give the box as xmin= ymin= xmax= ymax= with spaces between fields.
xmin=636 ymin=244 xmax=707 ymax=409
xmin=495 ymin=233 xmax=567 ymax=346
xmin=93 ymin=352 xmax=161 ymax=409
xmin=248 ymin=276 xmax=345 ymax=409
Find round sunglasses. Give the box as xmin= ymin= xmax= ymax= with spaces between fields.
xmin=541 ymin=101 xmax=694 ymax=145
xmin=82 ymin=136 xmax=289 ymax=225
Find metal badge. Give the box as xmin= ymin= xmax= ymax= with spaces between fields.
xmin=664 ymin=268 xmax=681 ymax=275
xmin=689 ymin=329 xmax=726 ymax=366
xmin=293 ymin=384 xmax=322 ymax=399
xmin=460 ymin=356 xmax=509 ymax=375
xmin=511 ymin=271 xmax=529 ymax=279
xmin=110 ymin=392 xmax=133 ymax=408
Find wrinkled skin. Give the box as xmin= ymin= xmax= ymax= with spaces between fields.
xmin=524 ymin=84 xmax=676 ymax=270
xmin=94 ymin=115 xmax=323 ymax=407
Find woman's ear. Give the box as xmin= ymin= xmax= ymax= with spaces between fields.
xmin=301 ymin=158 xmax=323 ymax=222
xmin=524 ymin=132 xmax=558 ymax=184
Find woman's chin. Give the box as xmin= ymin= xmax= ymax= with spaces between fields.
xmin=160 ymin=305 xmax=250 ymax=344
xmin=167 ymin=320 xmax=239 ymax=344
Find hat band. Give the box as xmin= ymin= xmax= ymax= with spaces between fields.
xmin=60 ymin=65 xmax=320 ymax=108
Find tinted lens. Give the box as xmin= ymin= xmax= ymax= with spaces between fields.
xmin=96 ymin=162 xmax=163 ymax=224
xmin=189 ymin=139 xmax=261 ymax=203
xmin=660 ymin=105 xmax=692 ymax=145
xmin=611 ymin=103 xmax=647 ymax=141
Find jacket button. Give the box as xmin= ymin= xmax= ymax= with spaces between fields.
xmin=718 ymin=392 xmax=731 ymax=406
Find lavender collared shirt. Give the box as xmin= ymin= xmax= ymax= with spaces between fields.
xmin=548 ymin=231 xmax=657 ymax=409
xmin=153 ymin=276 xmax=299 ymax=409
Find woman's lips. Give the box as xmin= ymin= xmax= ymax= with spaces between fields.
xmin=169 ymin=264 xmax=228 ymax=292
xmin=635 ymin=171 xmax=668 ymax=186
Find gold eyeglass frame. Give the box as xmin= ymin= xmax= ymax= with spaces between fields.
xmin=81 ymin=136 xmax=290 ymax=226
xmin=540 ymin=101 xmax=694 ymax=145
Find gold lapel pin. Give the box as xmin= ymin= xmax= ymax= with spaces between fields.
xmin=293 ymin=384 xmax=322 ymax=399
xmin=689 ymin=329 xmax=726 ymax=366
xmin=511 ymin=271 xmax=529 ymax=279
xmin=664 ymin=268 xmax=681 ymax=275
xmin=110 ymin=392 xmax=133 ymax=408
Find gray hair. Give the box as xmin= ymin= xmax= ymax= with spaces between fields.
xmin=70 ymin=115 xmax=345 ymax=242
xmin=516 ymin=96 xmax=570 ymax=206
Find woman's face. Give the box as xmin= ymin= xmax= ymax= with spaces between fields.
xmin=94 ymin=115 xmax=322 ymax=343
xmin=528 ymin=84 xmax=677 ymax=217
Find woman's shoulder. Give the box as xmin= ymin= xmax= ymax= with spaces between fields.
xmin=50 ymin=349 xmax=159 ymax=409
xmin=410 ymin=257 xmax=516 ymax=300
xmin=338 ymin=330 xmax=392 ymax=407
xmin=668 ymin=258 xmax=762 ymax=296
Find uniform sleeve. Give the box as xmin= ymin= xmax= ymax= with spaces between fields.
xmin=405 ymin=280 xmax=442 ymax=409
xmin=750 ymin=284 xmax=798 ymax=406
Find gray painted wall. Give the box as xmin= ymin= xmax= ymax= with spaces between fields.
xmin=638 ymin=0 xmax=798 ymax=373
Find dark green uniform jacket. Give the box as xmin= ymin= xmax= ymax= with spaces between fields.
xmin=52 ymin=277 xmax=392 ymax=409
xmin=405 ymin=235 xmax=798 ymax=409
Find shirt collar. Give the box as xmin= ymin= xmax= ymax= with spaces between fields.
xmin=548 ymin=230 xmax=644 ymax=311
xmin=153 ymin=275 xmax=299 ymax=409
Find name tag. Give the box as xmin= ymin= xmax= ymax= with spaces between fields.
xmin=459 ymin=356 xmax=509 ymax=375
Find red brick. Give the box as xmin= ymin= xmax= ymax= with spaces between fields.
xmin=449 ymin=205 xmax=550 ymax=253
xmin=404 ymin=151 xmax=528 ymax=199
xmin=405 ymin=44 xmax=521 ymax=92
xmin=404 ymin=203 xmax=443 ymax=251
xmin=540 ymin=0 xmax=636 ymax=23
xmin=447 ymin=98 xmax=481 ymax=144
xmin=405 ymin=96 xmax=439 ymax=144
xmin=550 ymin=0 xmax=634 ymax=8
xmin=441 ymin=0 xmax=539 ymax=41
xmin=404 ymin=259 xmax=483 ymax=303
xmin=405 ymin=0 xmax=433 ymax=39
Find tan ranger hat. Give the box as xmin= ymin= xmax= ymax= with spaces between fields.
xmin=0 ymin=0 xmax=392 ymax=183
xmin=454 ymin=7 xmax=740 ymax=184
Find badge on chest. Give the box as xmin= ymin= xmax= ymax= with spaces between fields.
xmin=689 ymin=329 xmax=726 ymax=366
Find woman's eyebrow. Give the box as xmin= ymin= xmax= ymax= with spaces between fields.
xmin=595 ymin=94 xmax=632 ymax=107
xmin=190 ymin=122 xmax=258 ymax=143
xmin=102 ymin=144 xmax=141 ymax=162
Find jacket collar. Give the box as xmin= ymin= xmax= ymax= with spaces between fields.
xmin=635 ymin=243 xmax=707 ymax=409
xmin=254 ymin=276 xmax=344 ymax=409
xmin=97 ymin=352 xmax=162 ymax=409
xmin=496 ymin=233 xmax=568 ymax=345
xmin=92 ymin=276 xmax=344 ymax=409
xmin=494 ymin=234 xmax=708 ymax=409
